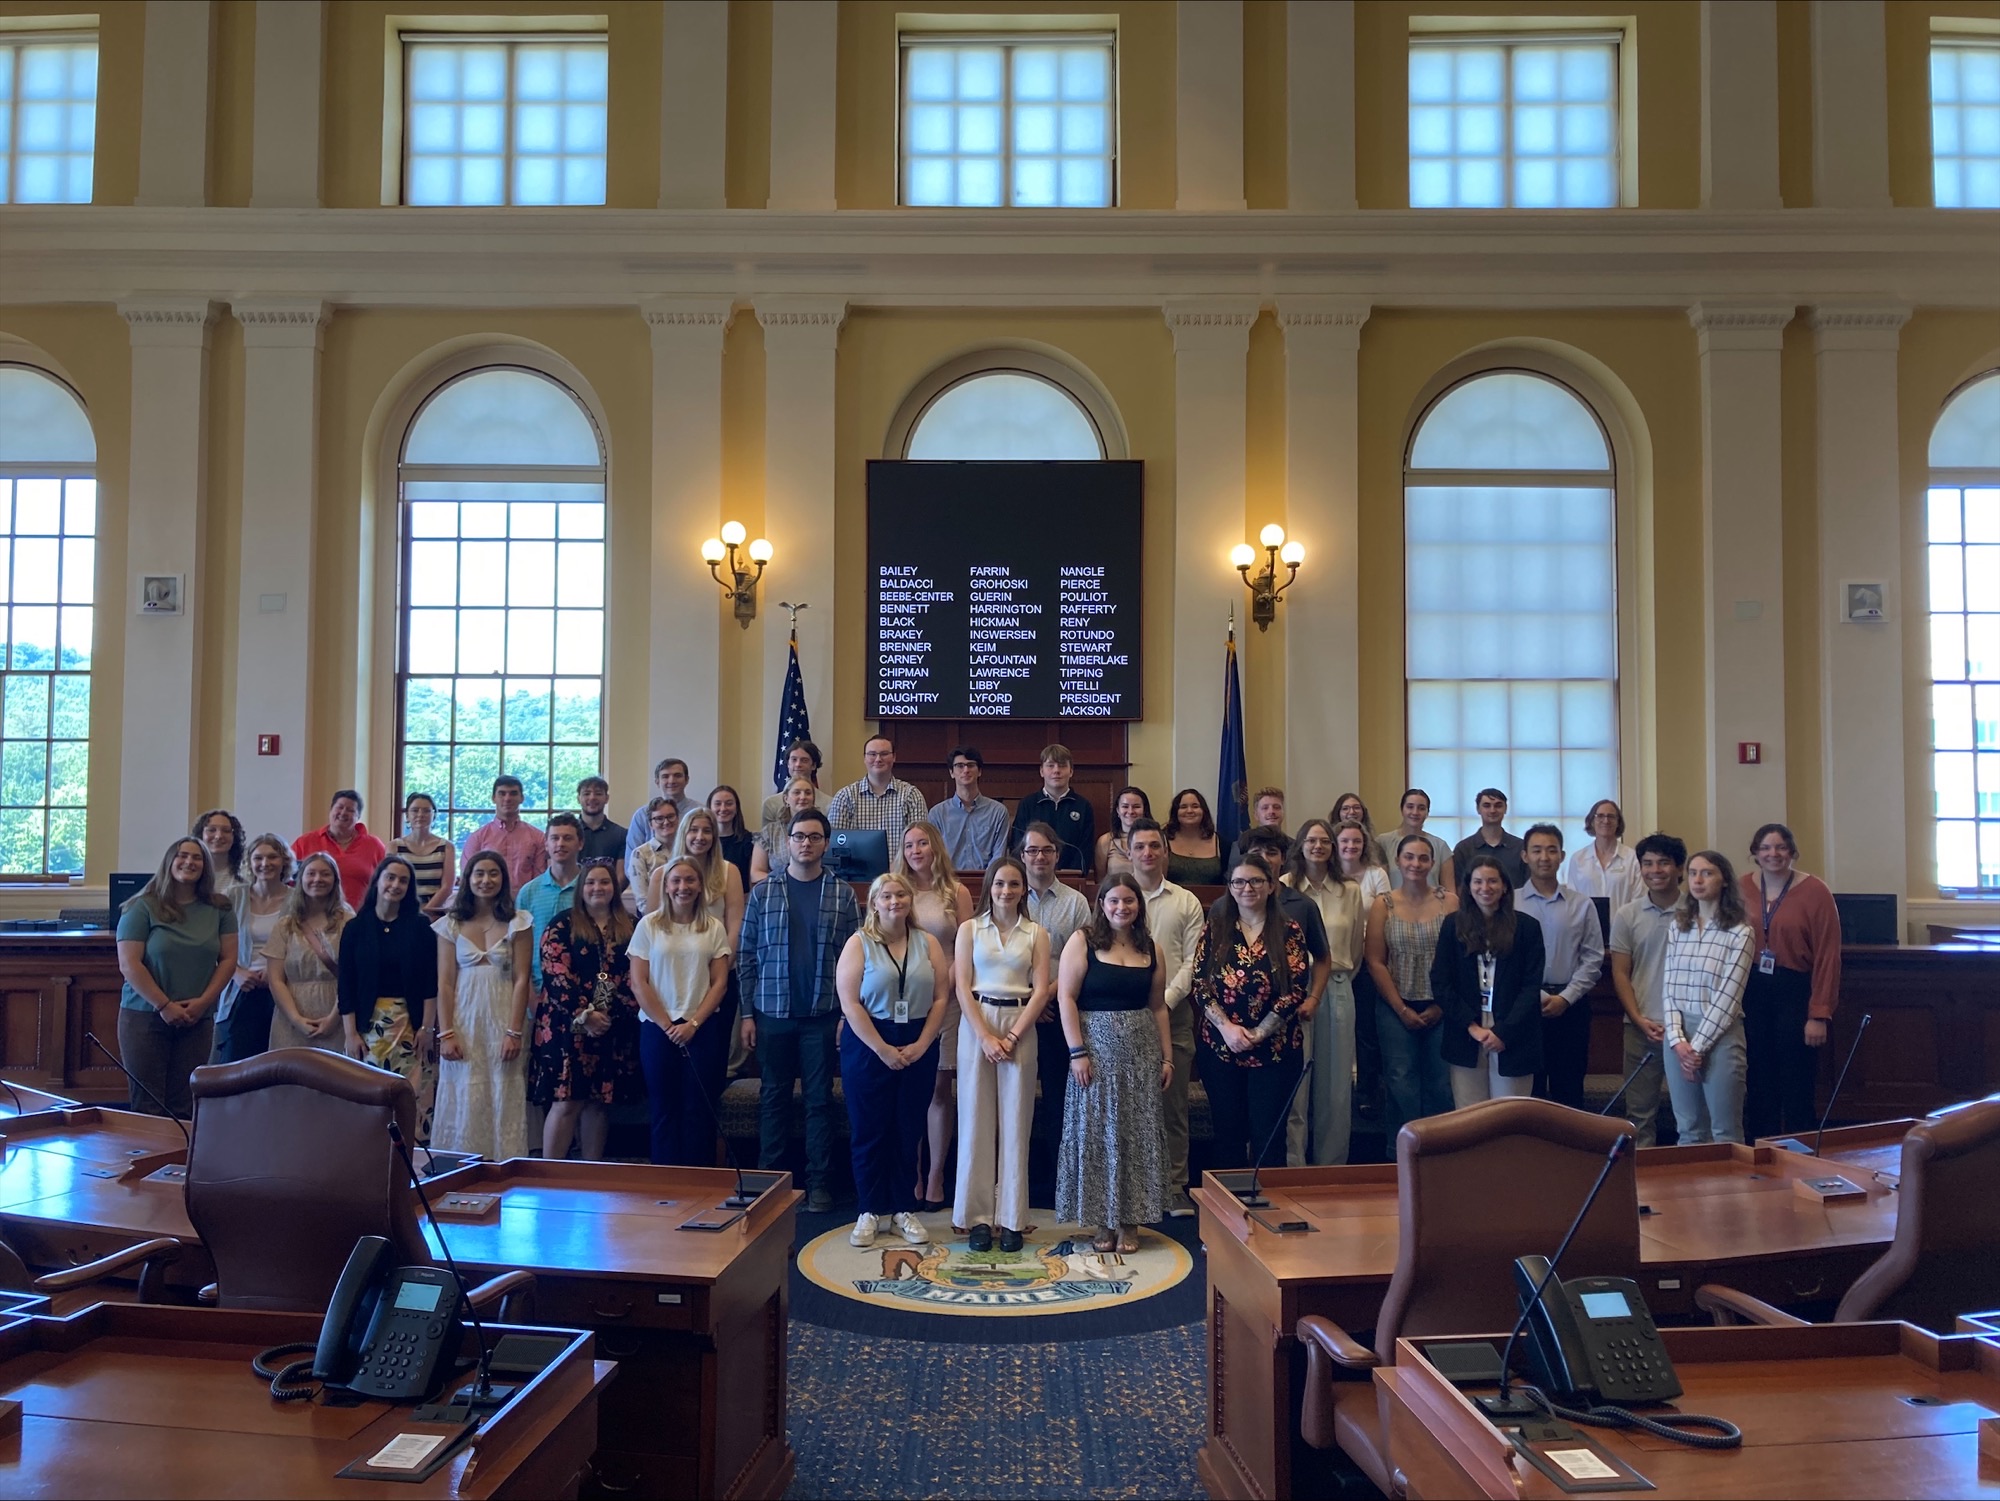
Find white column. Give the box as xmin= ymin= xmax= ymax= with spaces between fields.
xmin=1277 ymin=299 xmax=1368 ymax=817
xmin=660 ymin=0 xmax=728 ymax=208
xmin=136 ymin=0 xmax=215 ymax=207
xmin=117 ymin=299 xmax=218 ymax=866
xmin=1689 ymin=304 xmax=1793 ymax=855
xmin=642 ymin=300 xmax=734 ymax=790
xmin=756 ymin=299 xmax=844 ymax=773
xmin=1810 ymin=0 xmax=1890 ymax=209
xmin=1287 ymin=1 xmax=1355 ymax=211
xmin=768 ymin=0 xmax=838 ymax=210
xmin=1700 ymin=1 xmax=1781 ymax=210
xmin=250 ymin=0 xmax=323 ymax=208
xmin=1176 ymin=1 xmax=1245 ymax=211
xmin=230 ymin=300 xmax=328 ymax=837
xmin=1164 ymin=300 xmax=1258 ymax=791
xmin=1811 ymin=305 xmax=1910 ymax=898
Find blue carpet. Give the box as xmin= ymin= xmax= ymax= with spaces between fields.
xmin=786 ymin=1322 xmax=1206 ymax=1499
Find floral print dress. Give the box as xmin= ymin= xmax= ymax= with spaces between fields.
xmin=530 ymin=909 xmax=642 ymax=1107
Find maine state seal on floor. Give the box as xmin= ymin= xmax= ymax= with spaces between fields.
xmin=798 ymin=1211 xmax=1193 ymax=1320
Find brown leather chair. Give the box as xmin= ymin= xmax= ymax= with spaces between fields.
xmin=1297 ymin=1099 xmax=1639 ymax=1498
xmin=185 ymin=1050 xmax=530 ymax=1316
xmin=0 ymin=1234 xmax=181 ymax=1314
xmin=1699 ymin=1095 xmax=2000 ymax=1334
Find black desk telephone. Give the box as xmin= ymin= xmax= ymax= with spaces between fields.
xmin=1513 ymin=1253 xmax=1682 ymax=1406
xmin=313 ymin=1235 xmax=464 ymax=1402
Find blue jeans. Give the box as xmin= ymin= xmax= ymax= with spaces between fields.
xmin=1376 ymin=997 xmax=1451 ymax=1142
xmin=1666 ymin=1015 xmax=1748 ymax=1144
xmin=639 ymin=1005 xmax=731 ymax=1167
xmin=841 ymin=1017 xmax=938 ymax=1217
xmin=752 ymin=1009 xmax=838 ymax=1192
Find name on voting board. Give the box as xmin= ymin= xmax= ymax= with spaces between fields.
xmin=867 ymin=461 xmax=1144 ymax=720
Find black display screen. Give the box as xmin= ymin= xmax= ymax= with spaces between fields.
xmin=866 ymin=461 xmax=1144 ymax=719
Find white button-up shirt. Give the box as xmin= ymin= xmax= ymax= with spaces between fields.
xmin=1136 ymin=875 xmax=1204 ymax=1010
xmin=1565 ymin=840 xmax=1641 ymax=907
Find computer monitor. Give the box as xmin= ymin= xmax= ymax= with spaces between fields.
xmin=107 ymin=872 xmax=150 ymax=926
xmin=1833 ymin=893 xmax=1898 ymax=946
xmin=825 ymin=828 xmax=891 ymax=882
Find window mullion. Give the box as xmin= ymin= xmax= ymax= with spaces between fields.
xmin=504 ymin=41 xmax=518 ymax=207
xmin=1002 ymin=43 xmax=1015 ymax=207
xmin=1502 ymin=42 xmax=1516 ymax=208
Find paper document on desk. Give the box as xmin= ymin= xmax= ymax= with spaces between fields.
xmin=367 ymin=1433 xmax=448 ymax=1470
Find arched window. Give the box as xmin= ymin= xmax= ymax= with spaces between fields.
xmin=1404 ymin=370 xmax=1618 ymax=847
xmin=1927 ymin=369 xmax=2000 ymax=890
xmin=397 ymin=366 xmax=605 ymax=844
xmin=0 ymin=363 xmax=95 ymax=875
xmin=902 ymin=367 xmax=1107 ymax=460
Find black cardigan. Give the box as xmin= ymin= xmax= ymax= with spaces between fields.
xmin=337 ymin=905 xmax=440 ymax=1031
xmin=1429 ymin=911 xmax=1546 ymax=1078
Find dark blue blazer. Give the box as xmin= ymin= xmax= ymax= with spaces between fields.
xmin=1429 ymin=912 xmax=1546 ymax=1078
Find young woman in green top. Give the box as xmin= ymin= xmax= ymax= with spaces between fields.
xmin=115 ymin=837 xmax=238 ymax=1118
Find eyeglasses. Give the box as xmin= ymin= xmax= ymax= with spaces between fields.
xmin=1228 ymin=877 xmax=1271 ymax=890
xmin=1022 ymin=846 xmax=1056 ymax=858
xmin=789 ymin=831 xmax=827 ymax=843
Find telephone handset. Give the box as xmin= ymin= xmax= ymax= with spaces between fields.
xmin=1513 ymin=1254 xmax=1682 ymax=1407
xmin=314 ymin=1235 xmax=464 ymax=1402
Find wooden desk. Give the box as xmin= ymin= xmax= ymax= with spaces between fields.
xmin=1379 ymin=1321 xmax=2000 ymax=1499
xmin=393 ymin=1160 xmax=795 ymax=1501
xmin=0 ymin=1301 xmax=608 ymax=1498
xmin=0 ymin=1080 xmax=78 ymax=1117
xmin=1195 ymin=1144 xmax=1902 ymax=1501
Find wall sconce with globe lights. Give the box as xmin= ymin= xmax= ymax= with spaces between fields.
xmin=701 ymin=521 xmax=773 ymax=628
xmin=1231 ymin=524 xmax=1304 ymax=631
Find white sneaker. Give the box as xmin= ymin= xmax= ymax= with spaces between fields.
xmin=893 ymin=1212 xmax=930 ymax=1245
xmin=849 ymin=1213 xmax=880 ymax=1247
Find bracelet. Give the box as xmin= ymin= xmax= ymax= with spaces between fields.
xmin=504 ymin=1028 xmax=523 ymax=1040
xmin=437 ymin=1029 xmax=457 ymax=1039
xmin=1004 ymin=1031 xmax=1019 ymax=1046
xmin=1069 ymin=1046 xmax=1089 ymax=1059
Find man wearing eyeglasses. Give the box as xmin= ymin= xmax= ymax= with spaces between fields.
xmin=737 ymin=807 xmax=860 ymax=1214
xmin=827 ymin=735 xmax=928 ymax=846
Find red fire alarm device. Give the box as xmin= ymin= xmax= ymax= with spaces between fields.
xmin=1738 ymin=742 xmax=1761 ymax=765
xmin=257 ymin=734 xmax=281 ymax=756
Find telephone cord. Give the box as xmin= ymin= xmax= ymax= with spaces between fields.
xmin=253 ymin=1341 xmax=323 ymax=1402
xmin=1520 ymin=1384 xmax=1743 ymax=1449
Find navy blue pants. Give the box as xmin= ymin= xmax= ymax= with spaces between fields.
xmin=752 ymin=1010 xmax=839 ymax=1192
xmin=841 ymin=1016 xmax=939 ymax=1217
xmin=639 ymin=1001 xmax=732 ymax=1167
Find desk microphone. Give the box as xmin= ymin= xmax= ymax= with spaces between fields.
xmin=1598 ymin=1049 xmax=1656 ymax=1119
xmin=387 ymin=1119 xmax=512 ymax=1413
xmin=1237 ymin=1057 xmax=1314 ymax=1210
xmin=1481 ymin=1134 xmax=1630 ymax=1420
xmin=83 ymin=1030 xmax=191 ymax=1152
xmin=1811 ymin=1013 xmax=1872 ymax=1158
xmin=676 ymin=1035 xmax=761 ymax=1209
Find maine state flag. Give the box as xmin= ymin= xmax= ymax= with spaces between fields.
xmin=1216 ymin=612 xmax=1250 ymax=855
xmin=772 ymin=627 xmax=813 ymax=792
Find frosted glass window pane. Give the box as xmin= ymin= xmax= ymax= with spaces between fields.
xmin=962 ymin=105 xmax=1003 ymax=153
xmin=3 ymin=42 xmax=97 ymax=206
xmin=12 ymin=481 xmax=59 ymax=535
xmin=900 ymin=38 xmax=1114 ymax=206
xmin=1561 ymin=751 xmax=1617 ymax=813
xmin=1408 ymin=751 xmax=1459 ymax=803
xmin=461 ymin=502 xmax=507 ymax=538
xmin=1932 ymin=45 xmax=2000 ymax=209
xmin=1409 ymin=40 xmax=1618 ymax=208
xmin=406 ymin=369 xmax=600 ymax=466
xmin=1061 ymin=47 xmax=1108 ymax=98
xmin=1561 ymin=681 xmax=1617 ymax=747
xmin=959 ymin=48 xmax=1003 ymax=100
xmin=1512 ymin=752 xmax=1561 ymax=814
xmin=1410 ymin=373 xmax=1609 ymax=471
xmin=0 ymin=367 xmax=94 ymax=463
xmin=1014 ymin=49 xmax=1057 ymax=100
xmin=1509 ymin=682 xmax=1561 ymax=748
xmin=1408 ymin=682 xmax=1458 ymax=747
xmin=1460 ymin=682 xmax=1510 ymax=747
xmin=958 ymin=157 xmax=1002 ymax=205
xmin=402 ymin=38 xmax=606 ymax=206
xmin=1931 ymin=374 xmax=2000 ymax=466
xmin=1406 ymin=617 xmax=1460 ymax=678
xmin=1015 ymin=158 xmax=1056 ymax=207
xmin=905 ymin=371 xmax=1102 ymax=460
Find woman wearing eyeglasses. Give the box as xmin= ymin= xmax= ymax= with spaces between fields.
xmin=1194 ymin=861 xmax=1309 ymax=1172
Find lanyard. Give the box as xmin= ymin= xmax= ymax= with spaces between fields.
xmin=1477 ymin=951 xmax=1496 ymax=1007
xmin=1760 ymin=871 xmax=1795 ymax=937
xmin=884 ymin=937 xmax=911 ymax=1006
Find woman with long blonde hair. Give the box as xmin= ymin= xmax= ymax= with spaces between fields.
xmin=268 ymin=851 xmax=353 ymax=1052
xmin=895 ymin=819 xmax=973 ymax=1210
xmin=630 ymin=854 xmax=734 ymax=1165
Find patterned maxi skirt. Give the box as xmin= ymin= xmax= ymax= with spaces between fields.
xmin=1055 ymin=1008 xmax=1166 ymax=1230
xmin=361 ymin=996 xmax=438 ymax=1145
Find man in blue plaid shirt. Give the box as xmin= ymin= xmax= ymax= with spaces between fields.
xmin=739 ymin=806 xmax=859 ymax=1212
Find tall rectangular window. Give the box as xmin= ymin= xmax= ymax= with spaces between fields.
xmin=1932 ymin=40 xmax=2000 ymax=209
xmin=1409 ymin=37 xmax=1618 ymax=209
xmin=901 ymin=36 xmax=1115 ymax=207
xmin=403 ymin=36 xmax=608 ymax=206
xmin=1929 ymin=484 xmax=2000 ymax=887
xmin=0 ymin=35 xmax=97 ymax=204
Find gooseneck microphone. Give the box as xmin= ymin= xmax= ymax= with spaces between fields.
xmin=84 ymin=1030 xmax=191 ymax=1151
xmin=1238 ymin=1057 xmax=1314 ymax=1210
xmin=1598 ymin=1049 xmax=1657 ymax=1118
xmin=388 ymin=1119 xmax=509 ymax=1411
xmin=1811 ymin=1013 xmax=1873 ymax=1158
xmin=676 ymin=1035 xmax=760 ymax=1208
xmin=1482 ymin=1134 xmax=1629 ymax=1419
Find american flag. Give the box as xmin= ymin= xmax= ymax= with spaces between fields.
xmin=772 ymin=628 xmax=813 ymax=792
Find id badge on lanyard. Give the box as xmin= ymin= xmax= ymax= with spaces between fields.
xmin=1478 ymin=952 xmax=1496 ymax=1025
xmin=1759 ymin=872 xmax=1793 ymax=976
xmin=890 ymin=940 xmax=912 ymax=1026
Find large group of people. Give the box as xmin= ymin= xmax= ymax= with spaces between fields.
xmin=115 ymin=739 xmax=1844 ymax=1240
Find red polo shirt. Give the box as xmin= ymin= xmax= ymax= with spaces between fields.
xmin=292 ymin=822 xmax=388 ymax=909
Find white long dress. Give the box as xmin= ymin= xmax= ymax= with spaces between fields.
xmin=430 ymin=912 xmax=532 ymax=1161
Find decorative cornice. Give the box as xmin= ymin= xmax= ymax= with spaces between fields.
xmin=1687 ymin=301 xmax=1794 ymax=354
xmin=233 ymin=298 xmax=329 ymax=351
xmin=117 ymin=297 xmax=221 ymax=349
xmin=1808 ymin=303 xmax=1912 ymax=352
xmin=755 ymin=297 xmax=847 ymax=351
xmin=642 ymin=297 xmax=735 ymax=354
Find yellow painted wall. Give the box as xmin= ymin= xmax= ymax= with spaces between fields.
xmin=726 ymin=0 xmax=772 ymax=208
xmin=1242 ymin=0 xmax=1287 ymax=209
xmin=208 ymin=0 xmax=253 ymax=208
xmin=0 ymin=0 xmax=145 ymax=205
xmin=198 ymin=317 xmax=242 ymax=814
xmin=1354 ymin=1 xmax=1701 ymax=209
xmin=1776 ymin=1 xmax=1813 ymax=208
xmin=836 ymin=1 xmax=1177 ymax=209
xmin=1779 ymin=317 xmax=1822 ymax=866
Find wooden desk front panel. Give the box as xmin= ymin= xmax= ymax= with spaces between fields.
xmin=0 ymin=933 xmax=129 ymax=1103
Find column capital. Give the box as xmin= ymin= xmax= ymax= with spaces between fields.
xmin=755 ymin=297 xmax=847 ymax=351
xmin=1687 ymin=301 xmax=1793 ymax=354
xmin=233 ymin=299 xmax=329 ymax=350
xmin=643 ymin=298 xmax=737 ymax=351
xmin=1808 ymin=304 xmax=1911 ymax=352
xmin=119 ymin=298 xmax=221 ymax=349
xmin=1164 ymin=298 xmax=1260 ymax=355
xmin=1275 ymin=298 xmax=1370 ymax=350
